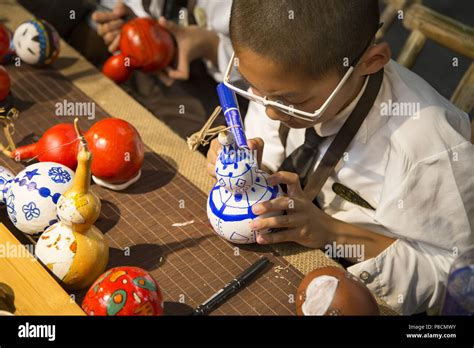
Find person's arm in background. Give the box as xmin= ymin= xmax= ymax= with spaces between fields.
xmin=159 ymin=0 xmax=235 ymax=82
xmin=158 ymin=17 xmax=220 ymax=81
xmin=92 ymin=0 xmax=229 ymax=84
xmin=91 ymin=1 xmax=134 ymax=53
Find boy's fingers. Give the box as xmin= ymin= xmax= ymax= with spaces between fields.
xmin=207 ymin=163 xmax=216 ymax=177
xmin=210 ymin=137 xmax=222 ymax=152
xmin=159 ymin=19 xmax=187 ymax=79
xmin=248 ymin=137 xmax=264 ymax=151
xmin=104 ymin=30 xmax=120 ymax=45
xmin=108 ymin=35 xmax=121 ymax=53
xmin=166 ymin=57 xmax=190 ymax=80
xmin=92 ymin=1 xmax=127 ymax=23
xmin=252 ymin=196 xmax=292 ymax=215
xmin=206 ymin=139 xmax=221 ymax=175
xmin=98 ymin=19 xmax=124 ymax=36
xmin=207 ymin=149 xmax=217 ymax=165
xmin=256 ymin=229 xmax=298 ymax=245
xmin=158 ymin=16 xmax=178 ymax=34
xmin=207 ymin=139 xmax=220 ymax=160
xmin=247 ymin=137 xmax=264 ymax=166
xmin=156 ymin=71 xmax=175 ymax=87
xmin=92 ymin=10 xmax=121 ymax=24
xmin=165 ymin=39 xmax=191 ymax=80
xmin=91 ymin=11 xmax=107 ymax=23
xmin=113 ymin=2 xmax=128 ymax=17
xmin=251 ymin=213 xmax=305 ymax=230
xmin=267 ymin=171 xmax=302 ymax=196
xmin=167 ymin=69 xmax=190 ymax=80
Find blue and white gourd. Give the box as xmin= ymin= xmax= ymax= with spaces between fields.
xmin=1 ymin=162 xmax=74 ymax=235
xmin=207 ymin=131 xmax=281 ymax=244
xmin=0 ymin=166 xmax=14 ymax=206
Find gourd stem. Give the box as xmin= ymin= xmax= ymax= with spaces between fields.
xmin=73 ymin=118 xmax=92 ymax=194
xmin=74 ymin=118 xmax=88 ymax=152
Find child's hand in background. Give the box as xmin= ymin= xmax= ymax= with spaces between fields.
xmin=92 ymin=2 xmax=132 ymax=53
xmin=250 ymin=171 xmax=335 ymax=248
xmin=206 ymin=137 xmax=264 ymax=178
xmin=158 ymin=17 xmax=220 ymax=81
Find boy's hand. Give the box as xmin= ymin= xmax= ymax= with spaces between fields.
xmin=92 ymin=2 xmax=132 ymax=53
xmin=250 ymin=171 xmax=336 ymax=248
xmin=158 ymin=17 xmax=219 ymax=81
xmin=206 ymin=137 xmax=264 ymax=178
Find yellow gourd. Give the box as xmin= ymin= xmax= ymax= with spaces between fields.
xmin=36 ymin=118 xmax=109 ymax=291
xmin=57 ymin=119 xmax=101 ymax=232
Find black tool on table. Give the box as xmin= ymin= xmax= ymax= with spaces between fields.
xmin=191 ymin=257 xmax=270 ymax=316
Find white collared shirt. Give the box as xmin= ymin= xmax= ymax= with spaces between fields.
xmin=244 ymin=60 xmax=474 ymax=315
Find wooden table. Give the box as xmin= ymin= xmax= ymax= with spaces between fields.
xmin=0 ymin=224 xmax=84 ymax=315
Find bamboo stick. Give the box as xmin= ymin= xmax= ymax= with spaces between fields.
xmin=451 ymin=63 xmax=474 ymax=115
xmin=397 ymin=29 xmax=427 ymax=68
xmin=403 ymin=4 xmax=474 ymax=60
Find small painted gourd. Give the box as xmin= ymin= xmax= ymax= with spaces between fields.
xmin=82 ymin=266 xmax=164 ymax=316
xmin=0 ymin=166 xmax=14 ymax=205
xmin=56 ymin=121 xmax=101 ymax=232
xmin=12 ymin=19 xmax=60 ymax=67
xmin=2 ymin=162 xmax=74 ymax=235
xmin=35 ymin=119 xmax=109 ymax=290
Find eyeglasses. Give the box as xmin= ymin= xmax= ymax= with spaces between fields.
xmin=223 ymin=24 xmax=382 ymax=122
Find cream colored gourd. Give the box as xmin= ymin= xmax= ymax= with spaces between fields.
xmin=35 ymin=119 xmax=109 ymax=290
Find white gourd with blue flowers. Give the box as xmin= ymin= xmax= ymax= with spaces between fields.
xmin=1 ymin=162 xmax=74 ymax=235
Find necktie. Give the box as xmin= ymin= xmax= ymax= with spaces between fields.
xmin=278 ymin=126 xmax=325 ymax=188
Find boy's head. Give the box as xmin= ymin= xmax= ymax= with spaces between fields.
xmin=229 ymin=0 xmax=391 ymax=128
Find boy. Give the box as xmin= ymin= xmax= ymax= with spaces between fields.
xmin=207 ymin=0 xmax=474 ymax=314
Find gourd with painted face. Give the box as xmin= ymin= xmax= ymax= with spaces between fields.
xmin=12 ymin=19 xmax=60 ymax=67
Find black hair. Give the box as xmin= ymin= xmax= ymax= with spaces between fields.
xmin=230 ymin=0 xmax=380 ymax=78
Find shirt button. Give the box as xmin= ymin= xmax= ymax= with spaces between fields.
xmin=359 ymin=271 xmax=371 ymax=283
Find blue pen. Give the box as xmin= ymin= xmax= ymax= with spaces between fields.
xmin=217 ymin=83 xmax=248 ymax=149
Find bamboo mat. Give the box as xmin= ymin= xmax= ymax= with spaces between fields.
xmin=0 ymin=0 xmax=398 ymax=315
